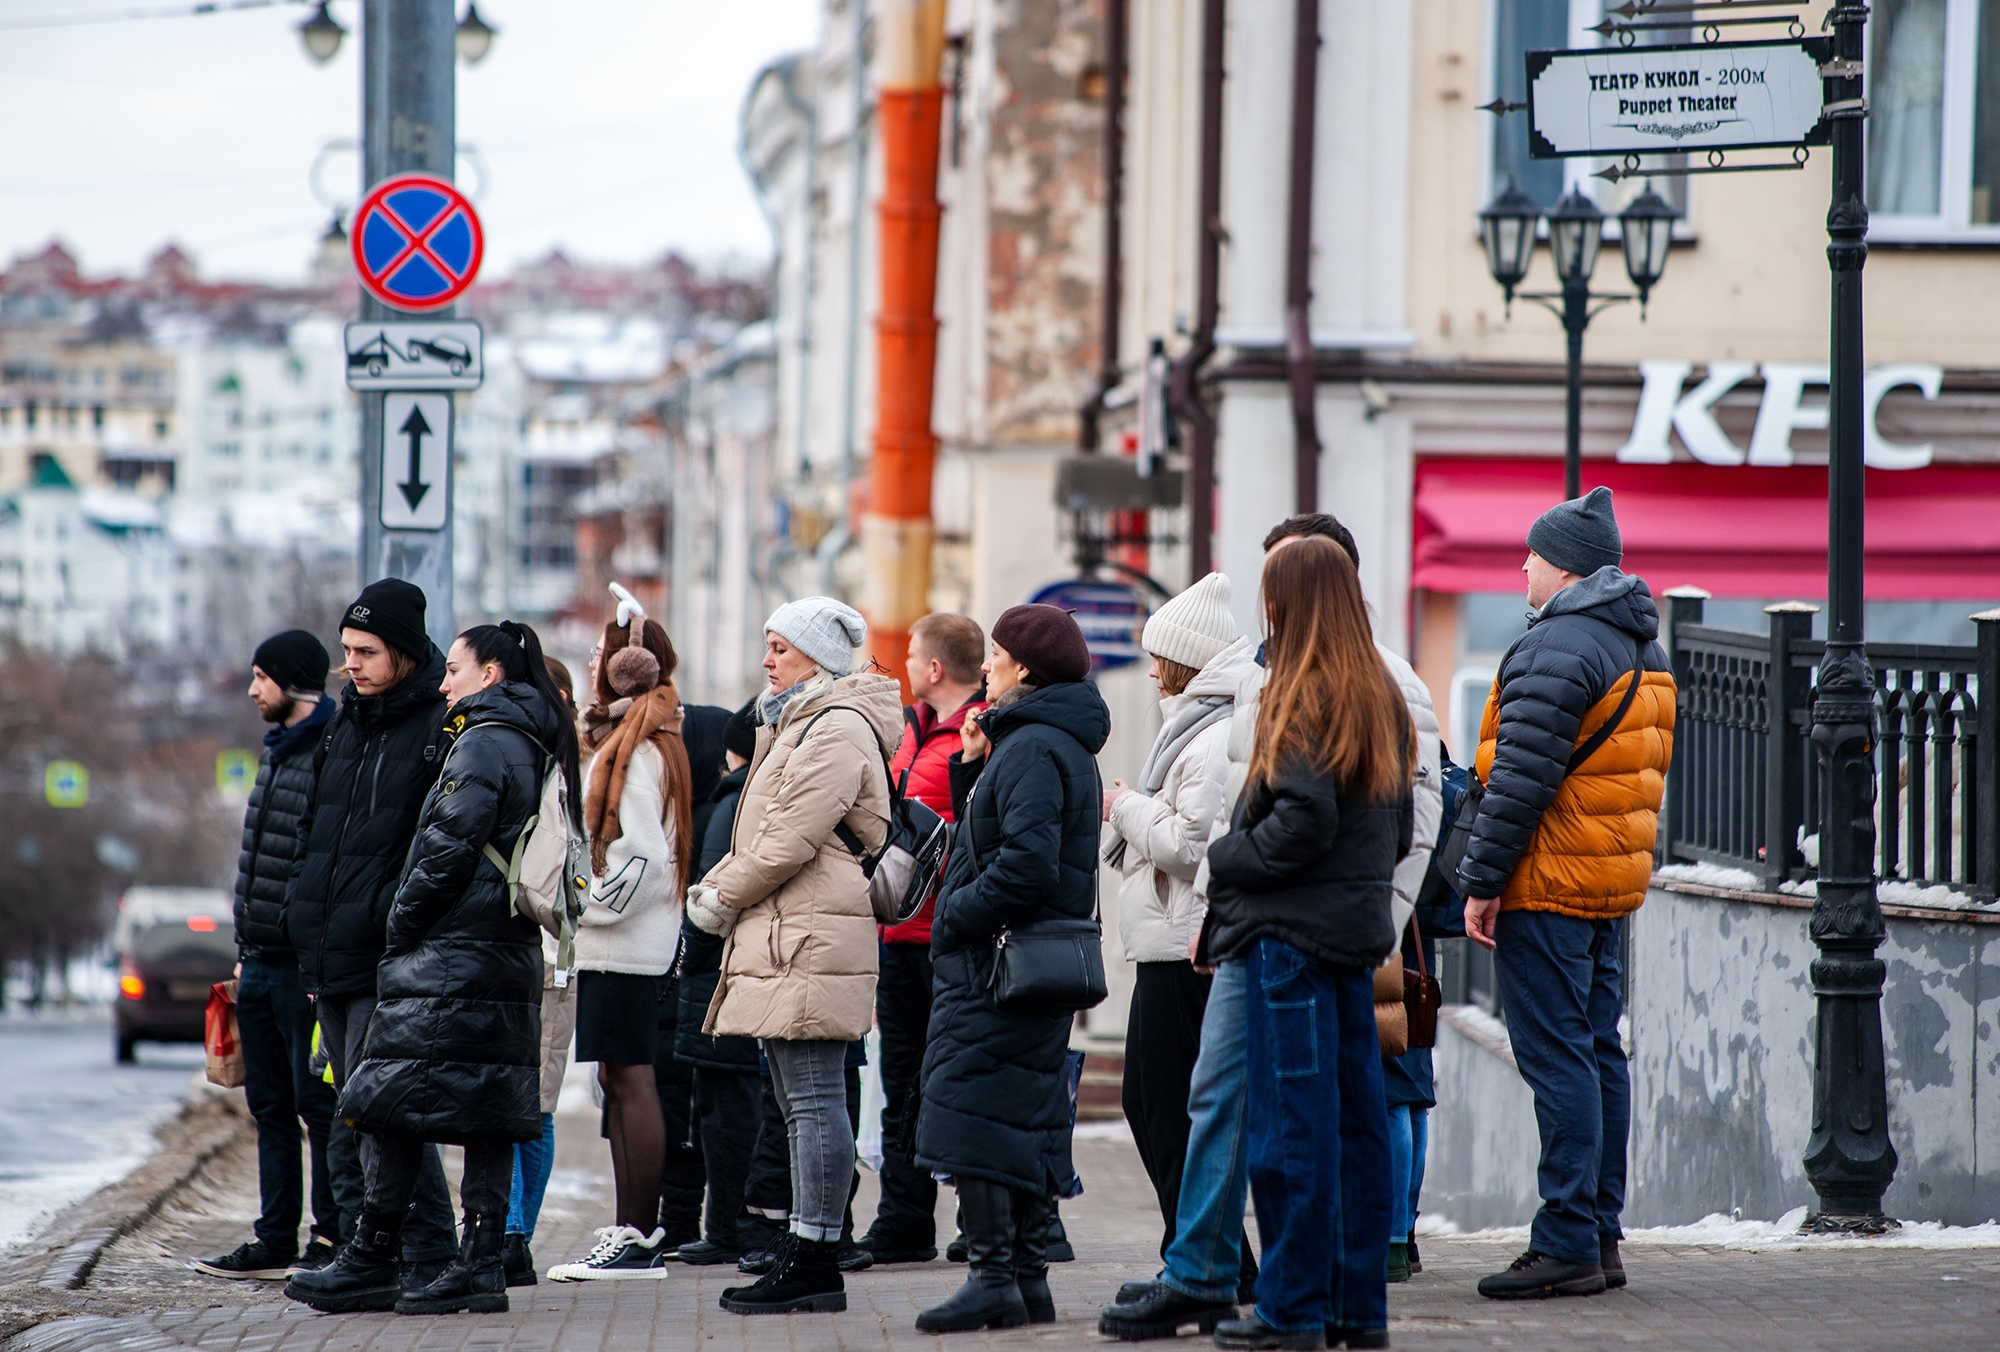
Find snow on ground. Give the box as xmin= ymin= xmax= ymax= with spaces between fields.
xmin=1418 ymin=1206 xmax=2000 ymax=1250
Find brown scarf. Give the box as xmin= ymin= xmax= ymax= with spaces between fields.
xmin=581 ymin=683 xmax=692 ymax=887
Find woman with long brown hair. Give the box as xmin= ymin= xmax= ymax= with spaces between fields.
xmin=547 ymin=589 xmax=695 ymax=1281
xmin=1201 ymin=535 xmax=1413 ymax=1351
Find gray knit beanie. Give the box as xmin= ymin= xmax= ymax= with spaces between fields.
xmin=1527 ymin=485 xmax=1622 ymax=576
xmin=764 ymin=596 xmax=868 ymax=676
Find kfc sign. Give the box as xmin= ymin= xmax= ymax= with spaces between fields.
xmin=1616 ymin=360 xmax=1944 ymax=470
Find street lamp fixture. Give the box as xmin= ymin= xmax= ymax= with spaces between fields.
xmin=1478 ymin=179 xmax=1539 ymax=312
xmin=297 ymin=1 xmax=345 ymax=65
xmin=1477 ymin=178 xmax=1678 ymax=500
xmin=456 ymin=4 xmax=498 ymax=65
xmin=1547 ymin=187 xmax=1605 ymax=288
xmin=1618 ymin=183 xmax=1677 ymax=313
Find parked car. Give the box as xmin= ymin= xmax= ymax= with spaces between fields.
xmin=114 ymin=887 xmax=235 ymax=1064
xmin=406 ymin=334 xmax=471 ymax=374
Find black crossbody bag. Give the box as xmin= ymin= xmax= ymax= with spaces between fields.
xmin=1434 ymin=640 xmax=1645 ymax=887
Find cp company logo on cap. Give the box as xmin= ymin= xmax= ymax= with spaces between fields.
xmin=349 ymin=606 xmax=370 ymax=620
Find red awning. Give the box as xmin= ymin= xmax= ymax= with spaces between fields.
xmin=1413 ymin=458 xmax=2000 ymax=601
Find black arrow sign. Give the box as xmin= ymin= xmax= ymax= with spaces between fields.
xmin=397 ymin=403 xmax=432 ymax=510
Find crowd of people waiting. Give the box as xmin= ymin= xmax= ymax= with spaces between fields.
xmin=189 ymin=489 xmax=1673 ymax=1347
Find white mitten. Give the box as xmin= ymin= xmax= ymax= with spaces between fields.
xmin=686 ymin=882 xmax=737 ymax=936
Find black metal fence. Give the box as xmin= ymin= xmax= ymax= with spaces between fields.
xmin=1663 ymin=591 xmax=2000 ymax=900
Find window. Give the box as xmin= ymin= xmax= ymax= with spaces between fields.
xmin=1484 ymin=1 xmax=1690 ymax=224
xmin=1868 ymin=0 xmax=2000 ymax=239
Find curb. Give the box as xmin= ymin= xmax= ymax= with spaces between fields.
xmin=33 ymin=1086 xmax=247 ymax=1292
xmin=7 ymin=1315 xmax=204 ymax=1352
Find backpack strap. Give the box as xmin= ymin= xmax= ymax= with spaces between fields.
xmin=796 ymin=706 xmax=893 ymax=867
xmin=454 ymin=722 xmax=578 ymax=967
xmin=1566 ymin=640 xmax=1646 ymax=776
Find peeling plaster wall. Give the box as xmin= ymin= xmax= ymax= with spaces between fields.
xmin=1426 ymin=884 xmax=2000 ymax=1229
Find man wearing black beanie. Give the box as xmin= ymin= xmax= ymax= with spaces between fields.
xmin=193 ymin=632 xmax=343 ymax=1280
xmin=278 ymin=581 xmax=459 ymax=1308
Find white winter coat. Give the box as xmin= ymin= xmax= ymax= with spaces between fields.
xmin=1107 ymin=638 xmax=1258 ymax=963
xmin=573 ymin=740 xmax=683 ymax=976
xmin=1196 ymin=642 xmax=1443 ymax=933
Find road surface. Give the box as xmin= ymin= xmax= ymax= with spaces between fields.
xmin=0 ymin=1007 xmax=202 ymax=1251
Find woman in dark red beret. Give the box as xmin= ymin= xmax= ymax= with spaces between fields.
xmin=912 ymin=605 xmax=1109 ymax=1333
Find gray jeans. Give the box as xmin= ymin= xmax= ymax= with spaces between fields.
xmin=763 ymin=1038 xmax=854 ymax=1243
xmin=318 ymin=992 xmax=457 ymax=1261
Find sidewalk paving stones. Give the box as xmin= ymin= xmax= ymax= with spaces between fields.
xmin=6 ymin=1107 xmax=1998 ymax=1350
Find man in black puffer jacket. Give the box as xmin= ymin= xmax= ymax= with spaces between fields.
xmin=191 ymin=632 xmax=343 ymax=1282
xmin=282 ymin=580 xmax=456 ymax=1283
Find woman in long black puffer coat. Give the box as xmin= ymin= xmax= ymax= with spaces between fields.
xmin=914 ymin=604 xmax=1110 ymax=1335
xmin=289 ymin=621 xmax=579 ymax=1319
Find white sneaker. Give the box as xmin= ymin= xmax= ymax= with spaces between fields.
xmin=546 ymin=1226 xmax=672 ymax=1281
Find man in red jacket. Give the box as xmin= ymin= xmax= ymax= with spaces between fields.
xmin=856 ymin=612 xmax=986 ymax=1265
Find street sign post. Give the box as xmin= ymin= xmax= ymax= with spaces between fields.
xmin=351 ymin=171 xmax=484 ymax=313
xmin=379 ymin=392 xmax=451 ymax=531
xmin=1528 ymin=39 xmax=1827 ymax=158
xmin=344 ymin=319 xmax=483 ymax=391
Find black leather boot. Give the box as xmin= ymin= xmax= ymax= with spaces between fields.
xmin=397 ymin=1211 xmax=508 ymax=1315
xmin=284 ymin=1210 xmax=403 ymax=1313
xmin=502 ymin=1233 xmax=536 ymax=1288
xmin=915 ymin=1180 xmax=1027 ymax=1333
xmin=718 ymin=1233 xmax=846 ymax=1314
xmin=1012 ymin=1188 xmax=1056 ymax=1325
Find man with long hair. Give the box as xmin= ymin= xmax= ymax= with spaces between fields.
xmin=1455 ymin=487 xmax=1675 ymax=1300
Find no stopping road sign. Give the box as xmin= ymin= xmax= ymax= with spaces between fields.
xmin=351 ymin=173 xmax=484 ymax=313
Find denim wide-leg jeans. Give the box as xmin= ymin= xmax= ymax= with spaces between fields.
xmin=1245 ymin=939 xmax=1390 ymax=1337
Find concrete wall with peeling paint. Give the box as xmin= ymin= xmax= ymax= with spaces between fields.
xmin=1425 ymin=882 xmax=2000 ymax=1230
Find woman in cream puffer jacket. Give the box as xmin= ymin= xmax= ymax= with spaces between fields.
xmin=1101 ymin=571 xmax=1258 ymax=1264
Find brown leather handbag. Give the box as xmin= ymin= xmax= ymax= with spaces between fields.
xmin=1403 ymin=919 xmax=1441 ymax=1050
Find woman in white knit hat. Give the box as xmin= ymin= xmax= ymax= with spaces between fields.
xmin=683 ymin=596 xmax=900 ymax=1316
xmin=1100 ymin=571 xmax=1259 ymax=1272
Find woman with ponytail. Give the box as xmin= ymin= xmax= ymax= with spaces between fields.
xmin=545 ymin=585 xmax=695 ymax=1282
xmin=292 ymin=620 xmax=575 ymax=1318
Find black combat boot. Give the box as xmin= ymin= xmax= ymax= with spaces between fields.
xmin=914 ymin=1180 xmax=1027 ymax=1333
xmin=284 ymin=1210 xmax=403 ymax=1313
xmin=502 ymin=1232 xmax=537 ymax=1288
xmin=397 ymin=1210 xmax=508 ymax=1315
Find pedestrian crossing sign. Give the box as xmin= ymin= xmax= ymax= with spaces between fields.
xmin=44 ymin=761 xmax=87 ymax=809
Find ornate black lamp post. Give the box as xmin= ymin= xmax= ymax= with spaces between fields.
xmin=1803 ymin=0 xmax=1898 ymax=1234
xmin=1479 ymin=181 xmax=1677 ymax=501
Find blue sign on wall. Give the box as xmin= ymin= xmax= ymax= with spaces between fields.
xmin=1027 ymin=577 xmax=1151 ymax=674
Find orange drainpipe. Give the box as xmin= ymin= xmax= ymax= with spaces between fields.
xmin=861 ymin=0 xmax=948 ymax=693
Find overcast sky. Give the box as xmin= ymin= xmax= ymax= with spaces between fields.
xmin=0 ymin=0 xmax=821 ymax=284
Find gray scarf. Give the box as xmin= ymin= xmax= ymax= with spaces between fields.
xmin=757 ymin=673 xmax=823 ymax=727
xmin=1104 ymin=694 xmax=1233 ymax=870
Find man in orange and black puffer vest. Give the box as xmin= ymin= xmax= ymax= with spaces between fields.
xmin=854 ymin=612 xmax=986 ymax=1266
xmin=1457 ymin=487 xmax=1675 ymax=1303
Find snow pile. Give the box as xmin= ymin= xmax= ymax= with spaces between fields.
xmin=1419 ymin=1206 xmax=2000 ymax=1250
xmin=1779 ymin=877 xmax=2000 ymax=912
xmin=1655 ymin=862 xmax=1766 ymax=892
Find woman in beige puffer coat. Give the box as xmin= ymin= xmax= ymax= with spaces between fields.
xmin=685 ymin=597 xmax=897 ymax=1316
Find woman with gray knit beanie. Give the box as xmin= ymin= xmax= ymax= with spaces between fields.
xmin=685 ymin=596 xmax=899 ymax=1315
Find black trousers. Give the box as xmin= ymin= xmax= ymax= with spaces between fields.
xmin=236 ymin=954 xmax=339 ymax=1250
xmin=740 ymin=1059 xmax=864 ymax=1243
xmin=1123 ymin=959 xmax=1213 ymax=1260
xmin=318 ymin=992 xmax=456 ymax=1261
xmin=693 ymin=1067 xmax=761 ymax=1246
xmin=653 ymin=983 xmax=705 ymax=1235
xmin=368 ymin=1131 xmax=512 ymax=1220
xmin=870 ymin=942 xmax=937 ymax=1244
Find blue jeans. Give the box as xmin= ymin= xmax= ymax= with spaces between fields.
xmin=763 ymin=1038 xmax=855 ymax=1242
xmin=1160 ymin=960 xmax=1252 ymax=1304
xmin=1493 ymin=909 xmax=1628 ymax=1265
xmin=1245 ymin=940 xmax=1390 ymax=1336
xmin=236 ymin=955 xmax=339 ymax=1250
xmin=1387 ymin=1106 xmax=1428 ymax=1244
xmin=507 ymin=1114 xmax=556 ymax=1238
